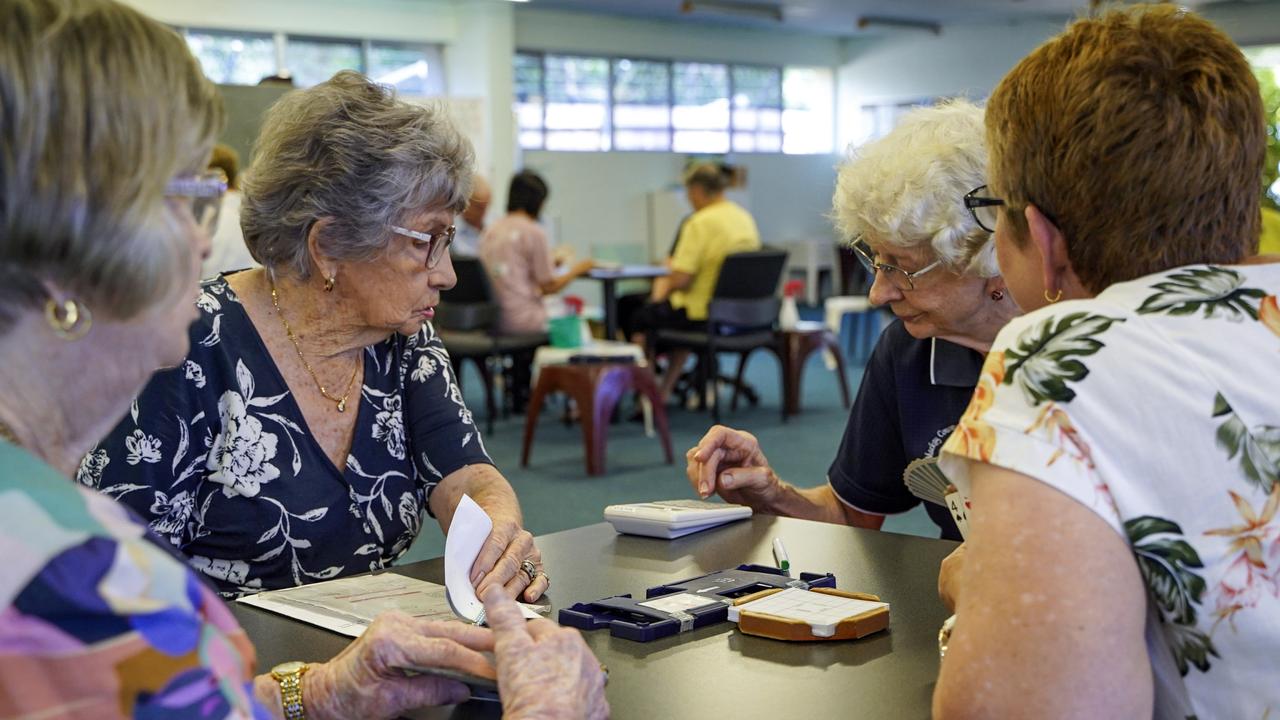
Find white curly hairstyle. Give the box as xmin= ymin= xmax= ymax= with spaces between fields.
xmin=831 ymin=99 xmax=997 ymax=277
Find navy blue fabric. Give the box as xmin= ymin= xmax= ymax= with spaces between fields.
xmin=85 ymin=276 xmax=492 ymax=596
xmin=827 ymin=319 xmax=982 ymax=540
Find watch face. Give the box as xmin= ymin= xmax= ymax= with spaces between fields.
xmin=272 ymin=661 xmax=307 ymax=677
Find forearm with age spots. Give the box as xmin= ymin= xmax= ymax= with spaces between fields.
xmin=430 ymin=464 xmax=522 ymax=534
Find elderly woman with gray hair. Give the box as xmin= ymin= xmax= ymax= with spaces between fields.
xmin=88 ymin=70 xmax=549 ymax=604
xmin=685 ymin=100 xmax=1020 ymax=541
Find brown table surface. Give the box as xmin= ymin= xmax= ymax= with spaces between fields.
xmin=231 ymin=515 xmax=957 ymax=719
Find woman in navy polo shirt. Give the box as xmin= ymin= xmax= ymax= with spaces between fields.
xmin=685 ymin=100 xmax=1018 ymax=541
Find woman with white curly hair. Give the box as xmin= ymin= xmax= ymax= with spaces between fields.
xmin=685 ymin=100 xmax=1020 ymax=541
xmin=88 ymin=70 xmax=550 ymax=606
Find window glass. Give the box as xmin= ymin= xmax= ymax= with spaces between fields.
xmin=613 ymin=59 xmax=670 ymax=151
xmin=515 ymin=52 xmax=545 ymax=150
xmin=731 ymin=65 xmax=781 ymax=153
xmin=782 ymin=66 xmax=835 ymax=155
xmin=544 ymin=55 xmax=610 ymax=151
xmin=369 ymin=42 xmax=444 ymax=96
xmin=186 ymin=30 xmax=276 ymax=85
xmin=286 ymin=36 xmax=364 ymax=88
xmin=673 ymin=62 xmax=729 ymax=153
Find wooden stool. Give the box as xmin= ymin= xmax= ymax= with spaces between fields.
xmin=521 ymin=362 xmax=674 ymax=476
xmin=779 ymin=322 xmax=852 ymax=418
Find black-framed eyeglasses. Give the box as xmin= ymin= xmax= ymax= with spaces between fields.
xmin=388 ymin=224 xmax=455 ymax=268
xmin=165 ymin=170 xmax=227 ymax=236
xmin=849 ymin=238 xmax=942 ymax=291
xmin=964 ymin=185 xmax=1005 ymax=233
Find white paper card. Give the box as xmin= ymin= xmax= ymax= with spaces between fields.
xmin=444 ymin=494 xmax=541 ymax=623
xmin=236 ymin=573 xmax=457 ymax=638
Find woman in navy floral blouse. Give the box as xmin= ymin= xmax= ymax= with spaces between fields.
xmin=88 ymin=70 xmax=549 ymax=602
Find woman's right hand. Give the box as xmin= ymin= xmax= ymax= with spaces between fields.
xmin=302 ymin=610 xmax=496 ymax=720
xmin=684 ymin=425 xmax=783 ymax=509
xmin=483 ymin=587 xmax=609 ymax=720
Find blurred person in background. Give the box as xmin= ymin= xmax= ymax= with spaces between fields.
xmin=202 ymin=142 xmax=257 ymax=278
xmin=452 ymin=173 xmax=491 ymax=257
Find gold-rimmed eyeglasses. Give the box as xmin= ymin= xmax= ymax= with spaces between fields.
xmin=850 ymin=238 xmax=942 ymax=291
xmin=388 ymin=224 xmax=455 ymax=268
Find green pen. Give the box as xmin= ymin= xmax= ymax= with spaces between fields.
xmin=772 ymin=537 xmax=790 ymax=576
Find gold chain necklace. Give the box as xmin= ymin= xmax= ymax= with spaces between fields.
xmin=269 ymin=282 xmax=360 ymax=413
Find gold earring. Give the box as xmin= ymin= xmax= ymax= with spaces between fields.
xmin=324 ymin=276 xmax=336 ymax=292
xmin=44 ymin=298 xmax=93 ymax=340
xmin=1043 ymin=288 xmax=1062 ymax=304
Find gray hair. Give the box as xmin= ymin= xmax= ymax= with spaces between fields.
xmin=831 ymin=100 xmax=997 ymax=277
xmin=241 ymin=71 xmax=475 ymax=279
xmin=0 ymin=0 xmax=223 ymax=334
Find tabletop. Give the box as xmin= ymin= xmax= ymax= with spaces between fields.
xmin=232 ymin=515 xmax=957 ymax=720
xmin=586 ymin=265 xmax=669 ymax=280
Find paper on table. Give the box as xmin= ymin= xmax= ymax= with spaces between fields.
xmin=236 ymin=573 xmax=458 ymax=638
xmin=444 ymin=494 xmax=542 ymax=624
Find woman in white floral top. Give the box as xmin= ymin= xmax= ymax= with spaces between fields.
xmin=88 ymin=70 xmax=549 ymax=603
xmin=933 ymin=6 xmax=1280 ymax=719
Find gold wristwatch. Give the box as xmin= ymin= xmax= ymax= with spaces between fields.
xmin=270 ymin=661 xmax=310 ymax=719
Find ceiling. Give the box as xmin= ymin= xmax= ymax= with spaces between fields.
xmin=522 ymin=0 xmax=1274 ymax=37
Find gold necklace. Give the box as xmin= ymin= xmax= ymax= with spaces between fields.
xmin=269 ymin=282 xmax=360 ymax=412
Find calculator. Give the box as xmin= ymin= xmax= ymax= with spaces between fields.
xmin=603 ymin=499 xmax=753 ymax=539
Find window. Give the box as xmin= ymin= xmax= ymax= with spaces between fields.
xmin=515 ymin=52 xmax=833 ymax=155
xmin=612 ymin=59 xmax=671 ymax=151
xmin=731 ymin=65 xmax=782 ymax=153
xmin=515 ymin=53 xmax=546 ymax=150
xmin=673 ymin=62 xmax=730 ymax=153
xmin=544 ymin=55 xmax=610 ymax=151
xmin=782 ymin=67 xmax=835 ymax=154
xmin=369 ymin=42 xmax=445 ymax=96
xmin=179 ymin=28 xmax=444 ymax=94
xmin=285 ymin=36 xmax=364 ymax=88
xmin=186 ymin=29 xmax=276 ymax=86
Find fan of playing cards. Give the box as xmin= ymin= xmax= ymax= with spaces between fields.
xmin=903 ymin=457 xmax=952 ymax=505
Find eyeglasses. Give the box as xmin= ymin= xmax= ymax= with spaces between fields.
xmin=964 ymin=185 xmax=1005 ymax=233
xmin=850 ymin=238 xmax=942 ymax=291
xmin=388 ymin=224 xmax=455 ymax=268
xmin=165 ymin=170 xmax=227 ymax=235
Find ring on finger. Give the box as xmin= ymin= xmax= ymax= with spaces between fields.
xmin=539 ymin=571 xmax=550 ymax=588
xmin=520 ymin=559 xmax=538 ymax=582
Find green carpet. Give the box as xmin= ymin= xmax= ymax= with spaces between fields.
xmin=399 ymin=336 xmax=938 ymax=565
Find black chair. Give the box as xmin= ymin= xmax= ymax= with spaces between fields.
xmin=649 ymin=248 xmax=789 ymax=423
xmin=435 ymin=256 xmax=548 ymax=434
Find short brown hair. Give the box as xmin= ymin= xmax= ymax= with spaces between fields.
xmin=209 ymin=144 xmax=241 ymax=189
xmin=0 ymin=0 xmax=223 ymax=334
xmin=986 ymin=4 xmax=1264 ymax=292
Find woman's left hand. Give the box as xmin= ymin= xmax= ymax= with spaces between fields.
xmin=470 ymin=505 xmax=548 ymax=602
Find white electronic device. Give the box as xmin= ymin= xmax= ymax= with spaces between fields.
xmin=603 ymin=499 xmax=753 ymax=539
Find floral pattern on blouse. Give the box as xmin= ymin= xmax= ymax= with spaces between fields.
xmin=0 ymin=441 xmax=267 ymax=719
xmin=940 ymin=264 xmax=1280 ymax=720
xmin=85 ymin=276 xmax=492 ymax=597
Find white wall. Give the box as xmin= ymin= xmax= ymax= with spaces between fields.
xmin=835 ymin=4 xmax=1280 ymax=149
xmin=514 ymin=8 xmax=842 ymax=67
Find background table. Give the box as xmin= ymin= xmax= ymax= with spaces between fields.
xmin=585 ymin=265 xmax=668 ymax=340
xmin=232 ymin=515 xmax=956 ymax=720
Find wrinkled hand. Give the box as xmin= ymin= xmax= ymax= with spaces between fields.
xmin=471 ymin=507 xmax=548 ymax=602
xmin=571 ymin=258 xmax=597 ymax=276
xmin=938 ymin=543 xmax=967 ymax=613
xmin=684 ymin=425 xmax=782 ymax=510
xmin=484 ymin=588 xmax=609 ymax=720
xmin=305 ymin=611 xmax=496 ymax=720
